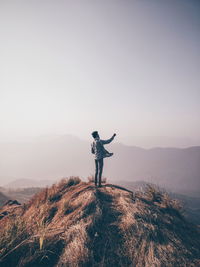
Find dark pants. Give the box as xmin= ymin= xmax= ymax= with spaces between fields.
xmin=95 ymin=158 xmax=104 ymax=186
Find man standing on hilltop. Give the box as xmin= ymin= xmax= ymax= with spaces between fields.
xmin=91 ymin=131 xmax=116 ymax=187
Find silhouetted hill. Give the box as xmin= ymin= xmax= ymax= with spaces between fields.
xmin=0 ymin=191 xmax=9 ymax=206
xmin=0 ymin=178 xmax=200 ymax=267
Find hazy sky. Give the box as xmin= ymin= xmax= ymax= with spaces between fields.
xmin=0 ymin=0 xmax=200 ymax=146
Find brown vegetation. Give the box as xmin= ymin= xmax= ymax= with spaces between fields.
xmin=0 ymin=177 xmax=200 ymax=267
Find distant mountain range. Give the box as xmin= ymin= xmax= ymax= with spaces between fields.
xmin=4 ymin=178 xmax=54 ymax=189
xmin=0 ymin=135 xmax=199 ymax=194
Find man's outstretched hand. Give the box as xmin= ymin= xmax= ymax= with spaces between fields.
xmin=113 ymin=133 xmax=116 ymax=137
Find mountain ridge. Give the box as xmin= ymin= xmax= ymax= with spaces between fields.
xmin=0 ymin=177 xmax=200 ymax=267
xmin=0 ymin=136 xmax=199 ymax=193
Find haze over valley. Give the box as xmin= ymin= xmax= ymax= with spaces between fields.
xmin=0 ymin=135 xmax=199 ymax=195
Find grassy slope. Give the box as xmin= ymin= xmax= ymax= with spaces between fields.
xmin=0 ymin=178 xmax=200 ymax=267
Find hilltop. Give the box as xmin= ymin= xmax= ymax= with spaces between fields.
xmin=0 ymin=178 xmax=200 ymax=267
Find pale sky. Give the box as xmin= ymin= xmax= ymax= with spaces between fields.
xmin=0 ymin=0 xmax=200 ymax=146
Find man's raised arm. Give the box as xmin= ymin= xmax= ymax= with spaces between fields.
xmin=101 ymin=134 xmax=116 ymax=145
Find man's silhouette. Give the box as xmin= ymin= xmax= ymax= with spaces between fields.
xmin=91 ymin=131 xmax=116 ymax=187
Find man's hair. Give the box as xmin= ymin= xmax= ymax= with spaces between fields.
xmin=91 ymin=131 xmax=98 ymax=138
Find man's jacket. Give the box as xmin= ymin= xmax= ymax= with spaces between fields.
xmin=91 ymin=136 xmax=114 ymax=160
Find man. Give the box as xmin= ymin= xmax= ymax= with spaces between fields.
xmin=91 ymin=131 xmax=116 ymax=187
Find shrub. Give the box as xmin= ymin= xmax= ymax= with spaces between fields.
xmin=58 ymin=177 xmax=81 ymax=191
xmin=101 ymin=177 xmax=107 ymax=184
xmin=48 ymin=193 xmax=62 ymax=203
xmin=62 ymin=200 xmax=75 ymax=215
xmin=162 ymin=193 xmax=183 ymax=216
xmin=145 ymin=184 xmax=163 ymax=203
xmin=66 ymin=177 xmax=81 ymax=187
xmin=87 ymin=176 xmax=95 ymax=183
xmin=44 ymin=206 xmax=58 ymax=224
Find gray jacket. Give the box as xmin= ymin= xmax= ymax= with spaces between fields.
xmin=91 ymin=136 xmax=114 ymax=160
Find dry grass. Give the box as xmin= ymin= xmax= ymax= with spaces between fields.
xmin=0 ymin=179 xmax=200 ymax=267
xmin=57 ymin=176 xmax=81 ymax=190
xmin=0 ymin=214 xmax=29 ymax=262
xmin=113 ymin=184 xmax=199 ymax=267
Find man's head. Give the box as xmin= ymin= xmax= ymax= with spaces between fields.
xmin=91 ymin=131 xmax=99 ymax=139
